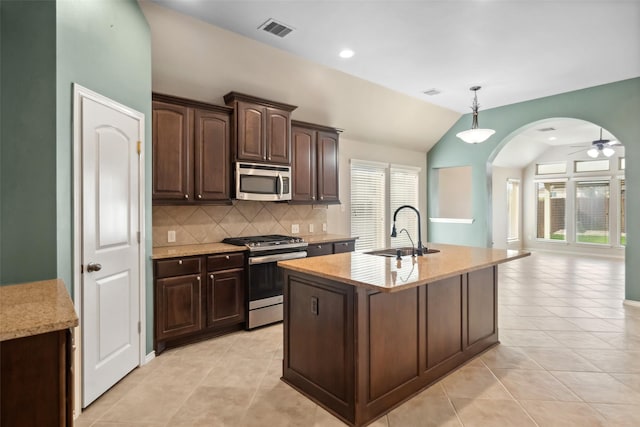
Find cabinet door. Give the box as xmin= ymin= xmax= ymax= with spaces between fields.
xmin=152 ymin=101 xmax=192 ymax=200
xmin=155 ymin=274 xmax=202 ymax=340
xmin=266 ymin=107 xmax=291 ymax=164
xmin=333 ymin=240 xmax=355 ymax=254
xmin=206 ymin=269 xmax=245 ymax=328
xmin=291 ymin=126 xmax=316 ymax=202
xmin=317 ymin=131 xmax=339 ymax=203
xmin=306 ymin=243 xmax=333 ymax=257
xmin=194 ymin=108 xmax=231 ymax=201
xmin=236 ymin=101 xmax=265 ymax=162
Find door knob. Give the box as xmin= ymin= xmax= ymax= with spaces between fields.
xmin=87 ymin=262 xmax=102 ymax=272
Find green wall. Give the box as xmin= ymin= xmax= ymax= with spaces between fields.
xmin=56 ymin=0 xmax=153 ymax=352
xmin=1 ymin=0 xmax=58 ymax=284
xmin=428 ymin=78 xmax=640 ymax=301
xmin=0 ymin=0 xmax=153 ymax=353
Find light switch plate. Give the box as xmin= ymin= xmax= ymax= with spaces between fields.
xmin=291 ymin=224 xmax=300 ymax=234
xmin=309 ymin=224 xmax=314 ymax=233
xmin=322 ymin=223 xmax=327 ymax=232
xmin=168 ymin=230 xmax=176 ymax=243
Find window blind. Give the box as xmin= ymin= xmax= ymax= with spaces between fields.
xmin=351 ymin=160 xmax=386 ymax=251
xmin=390 ymin=166 xmax=420 ymax=249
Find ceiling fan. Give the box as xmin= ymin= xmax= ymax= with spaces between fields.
xmin=570 ymin=128 xmax=621 ymax=158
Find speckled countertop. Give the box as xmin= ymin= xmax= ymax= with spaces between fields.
xmin=301 ymin=234 xmax=357 ymax=245
xmin=152 ymin=235 xmax=358 ymax=259
xmin=152 ymin=243 xmax=247 ymax=259
xmin=278 ymin=243 xmax=530 ymax=293
xmin=0 ymin=279 xmax=79 ymax=341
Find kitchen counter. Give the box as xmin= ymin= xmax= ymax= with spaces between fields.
xmin=0 ymin=278 xmax=78 ymax=341
xmin=278 ymin=242 xmax=528 ymax=293
xmin=279 ymin=243 xmax=529 ymax=426
xmin=300 ymin=233 xmax=357 ymax=244
xmin=152 ymin=242 xmax=247 ymax=259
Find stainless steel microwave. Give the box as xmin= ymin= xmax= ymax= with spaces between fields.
xmin=235 ymin=162 xmax=292 ymax=201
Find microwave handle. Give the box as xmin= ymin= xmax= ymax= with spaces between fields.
xmin=277 ymin=173 xmax=283 ymax=199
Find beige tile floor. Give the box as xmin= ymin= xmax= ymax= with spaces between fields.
xmin=77 ymin=252 xmax=640 ymax=426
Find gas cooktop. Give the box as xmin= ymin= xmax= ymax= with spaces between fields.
xmin=223 ymin=234 xmax=307 ymax=251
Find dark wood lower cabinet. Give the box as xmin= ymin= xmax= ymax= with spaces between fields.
xmin=0 ymin=329 xmax=73 ymax=427
xmin=283 ymin=266 xmax=497 ymax=426
xmin=154 ymin=253 xmax=246 ymax=354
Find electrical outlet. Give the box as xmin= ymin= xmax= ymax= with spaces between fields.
xmin=309 ymin=224 xmax=314 ymax=233
xmin=322 ymin=223 xmax=327 ymax=232
xmin=291 ymin=224 xmax=300 ymax=234
xmin=167 ymin=230 xmax=176 ymax=243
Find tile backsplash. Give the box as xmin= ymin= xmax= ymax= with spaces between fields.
xmin=153 ymin=201 xmax=328 ymax=247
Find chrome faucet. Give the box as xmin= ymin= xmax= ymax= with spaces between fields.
xmin=390 ymin=205 xmax=425 ymax=256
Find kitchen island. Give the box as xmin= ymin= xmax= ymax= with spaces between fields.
xmin=278 ymin=243 xmax=529 ymax=427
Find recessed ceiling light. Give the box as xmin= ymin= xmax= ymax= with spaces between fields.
xmin=548 ymin=136 xmax=557 ymax=141
xmin=339 ymin=49 xmax=354 ymax=59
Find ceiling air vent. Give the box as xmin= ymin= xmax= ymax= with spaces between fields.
xmin=423 ymin=89 xmax=441 ymax=96
xmin=538 ymin=127 xmax=556 ymax=132
xmin=259 ymin=18 xmax=294 ymax=38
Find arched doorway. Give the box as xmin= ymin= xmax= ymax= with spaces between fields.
xmin=489 ymin=118 xmax=625 ymax=258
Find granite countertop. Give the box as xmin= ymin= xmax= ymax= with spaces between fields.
xmin=152 ymin=243 xmax=247 ymax=259
xmin=301 ymin=234 xmax=358 ymax=244
xmin=152 ymin=235 xmax=358 ymax=259
xmin=278 ymin=243 xmax=530 ymax=293
xmin=0 ymin=279 xmax=79 ymax=341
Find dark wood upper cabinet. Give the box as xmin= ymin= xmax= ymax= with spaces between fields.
xmin=152 ymin=101 xmax=192 ymax=200
xmin=224 ymin=92 xmax=297 ymax=165
xmin=194 ymin=109 xmax=231 ymax=201
xmin=291 ymin=121 xmax=340 ymax=204
xmin=152 ymin=93 xmax=233 ymax=204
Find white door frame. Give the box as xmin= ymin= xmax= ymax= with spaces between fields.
xmin=72 ymin=83 xmax=146 ymax=413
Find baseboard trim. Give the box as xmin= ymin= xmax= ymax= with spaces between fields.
xmin=144 ymin=351 xmax=156 ymax=365
xmin=623 ymin=299 xmax=640 ymax=308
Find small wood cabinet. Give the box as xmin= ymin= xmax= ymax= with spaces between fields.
xmin=306 ymin=239 xmax=356 ymax=257
xmin=152 ymin=93 xmax=232 ymax=204
xmin=291 ymin=121 xmax=340 ymax=204
xmin=206 ymin=253 xmax=245 ymax=329
xmin=1 ymin=330 xmax=73 ymax=427
xmin=154 ymin=252 xmax=246 ymax=353
xmin=224 ymin=92 xmax=297 ymax=165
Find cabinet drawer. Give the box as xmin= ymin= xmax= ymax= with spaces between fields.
xmin=207 ymin=253 xmax=245 ymax=271
xmin=306 ymin=243 xmax=333 ymax=257
xmin=333 ymin=240 xmax=355 ymax=254
xmin=156 ymin=257 xmax=201 ymax=278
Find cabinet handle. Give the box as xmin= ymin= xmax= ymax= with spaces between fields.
xmin=268 ymin=156 xmax=271 ymax=160
xmin=197 ymin=276 xmax=201 ymax=281
xmin=320 ymin=196 xmax=324 ymax=200
xmin=210 ymin=274 xmax=214 ymax=279
xmin=178 ymin=260 xmax=183 ymax=265
xmin=197 ymin=194 xmax=202 ymax=199
xmin=317 ymin=245 xmax=322 ymax=249
xmin=225 ymin=255 xmax=230 ymax=260
xmin=312 ymin=196 xmax=315 ymax=200
xmin=184 ymin=194 xmax=189 ymax=199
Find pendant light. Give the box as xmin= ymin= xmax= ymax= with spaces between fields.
xmin=456 ymin=86 xmax=495 ymax=144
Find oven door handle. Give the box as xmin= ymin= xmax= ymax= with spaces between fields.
xmin=249 ymin=251 xmax=307 ymax=265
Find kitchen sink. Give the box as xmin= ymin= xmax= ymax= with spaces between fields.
xmin=365 ymin=247 xmax=440 ymax=257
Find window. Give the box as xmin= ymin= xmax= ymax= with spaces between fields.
xmin=620 ymin=179 xmax=626 ymax=246
xmin=507 ymin=179 xmax=520 ymax=241
xmin=575 ymin=159 xmax=610 ymax=173
xmin=350 ymin=160 xmax=420 ymax=251
xmin=575 ymin=181 xmax=610 ymax=244
xmin=350 ymin=160 xmax=386 ymax=251
xmin=537 ymin=162 xmax=566 ymax=175
xmin=536 ymin=181 xmax=566 ymax=240
xmin=390 ymin=166 xmax=420 ymax=248
xmin=620 ymin=157 xmax=626 ymax=170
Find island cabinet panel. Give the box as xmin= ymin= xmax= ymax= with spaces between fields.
xmin=367 ymin=289 xmax=420 ymax=401
xmin=426 ymin=276 xmax=464 ymax=369
xmin=282 ymin=265 xmax=498 ymax=427
xmin=467 ymin=267 xmax=497 ymax=346
xmin=284 ymin=275 xmax=356 ymax=421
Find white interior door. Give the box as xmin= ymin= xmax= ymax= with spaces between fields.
xmin=79 ymin=90 xmax=143 ymax=407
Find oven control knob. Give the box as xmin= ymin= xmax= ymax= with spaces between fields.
xmin=256 ymin=242 xmax=261 ymax=246
xmin=248 ymin=242 xmax=255 ymax=247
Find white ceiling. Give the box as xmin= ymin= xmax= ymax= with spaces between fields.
xmin=149 ymin=0 xmax=640 ymax=113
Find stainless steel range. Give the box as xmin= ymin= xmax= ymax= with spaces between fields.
xmin=223 ymin=234 xmax=307 ymax=329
